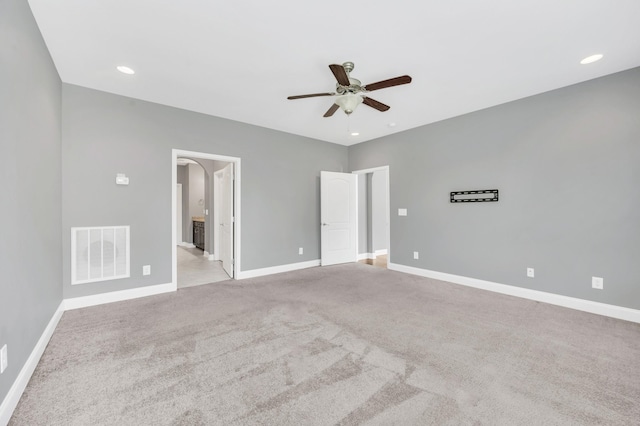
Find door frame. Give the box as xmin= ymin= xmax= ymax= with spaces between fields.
xmin=351 ymin=165 xmax=391 ymax=264
xmin=172 ymin=149 xmax=241 ymax=288
xmin=213 ymin=170 xmax=222 ymax=261
xmin=176 ymin=183 xmax=183 ymax=244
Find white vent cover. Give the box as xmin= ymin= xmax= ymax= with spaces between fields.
xmin=71 ymin=226 xmax=130 ymax=285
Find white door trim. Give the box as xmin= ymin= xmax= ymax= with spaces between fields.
xmin=172 ymin=149 xmax=241 ymax=287
xmin=219 ymin=163 xmax=234 ymax=277
xmin=213 ymin=170 xmax=222 ymax=261
xmin=351 ymin=165 xmax=391 ymax=264
xmin=176 ymin=183 xmax=183 ymax=244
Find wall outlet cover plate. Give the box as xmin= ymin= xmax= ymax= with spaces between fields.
xmin=592 ymin=276 xmax=604 ymax=289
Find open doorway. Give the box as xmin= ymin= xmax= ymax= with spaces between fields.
xmin=353 ymin=166 xmax=390 ymax=269
xmin=172 ymin=150 xmax=241 ymax=289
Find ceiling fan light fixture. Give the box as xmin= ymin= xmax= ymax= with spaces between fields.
xmin=334 ymin=93 xmax=363 ymax=115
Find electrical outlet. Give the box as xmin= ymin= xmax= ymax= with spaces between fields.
xmin=592 ymin=276 xmax=603 ymax=290
xmin=413 ymin=251 xmax=419 ymax=260
xmin=398 ymin=208 xmax=407 ymax=216
xmin=1 ymin=344 xmax=7 ymax=374
xmin=298 ymin=247 xmax=303 ymax=255
xmin=143 ymin=265 xmax=151 ymax=276
xmin=527 ymin=268 xmax=534 ymax=278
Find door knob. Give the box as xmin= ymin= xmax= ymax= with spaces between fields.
xmin=322 ymin=223 xmax=329 ymax=226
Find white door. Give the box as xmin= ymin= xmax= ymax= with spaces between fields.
xmin=176 ymin=184 xmax=183 ymax=244
xmin=220 ymin=163 xmax=234 ymax=277
xmin=321 ymin=171 xmax=357 ymax=266
xmin=213 ymin=171 xmax=221 ymax=260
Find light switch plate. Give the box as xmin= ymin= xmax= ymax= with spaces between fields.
xmin=398 ymin=208 xmax=407 ymax=216
xmin=115 ymin=173 xmax=129 ymax=185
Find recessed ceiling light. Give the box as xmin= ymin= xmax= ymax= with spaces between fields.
xmin=388 ymin=122 xmax=396 ymax=127
xmin=351 ymin=132 xmax=360 ymax=136
xmin=116 ymin=65 xmax=135 ymax=75
xmin=580 ymin=54 xmax=603 ymax=65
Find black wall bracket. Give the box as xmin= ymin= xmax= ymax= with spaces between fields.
xmin=450 ymin=189 xmax=499 ymax=203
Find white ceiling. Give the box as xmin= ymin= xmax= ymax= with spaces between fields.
xmin=28 ymin=0 xmax=640 ymax=146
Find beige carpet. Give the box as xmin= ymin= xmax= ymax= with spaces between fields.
xmin=10 ymin=263 xmax=640 ymax=425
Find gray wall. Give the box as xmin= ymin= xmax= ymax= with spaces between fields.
xmin=349 ymin=67 xmax=640 ymax=310
xmin=0 ymin=0 xmax=62 ymax=405
xmin=177 ymin=158 xmax=227 ymax=253
xmin=357 ymin=174 xmax=369 ymax=255
xmin=61 ymin=84 xmax=348 ymax=299
xmin=371 ymin=170 xmax=389 ymax=252
xmin=186 ymin=158 xmax=228 ymax=254
xmin=356 ymin=170 xmax=389 ymax=256
xmin=187 ymin=163 xmax=205 ymax=245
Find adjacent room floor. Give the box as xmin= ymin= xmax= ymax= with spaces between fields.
xmin=359 ymin=254 xmax=387 ymax=269
xmin=10 ymin=263 xmax=640 ymax=425
xmin=177 ymin=245 xmax=230 ymax=288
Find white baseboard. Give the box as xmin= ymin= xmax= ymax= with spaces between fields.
xmin=388 ymin=263 xmax=640 ymax=324
xmin=64 ymin=282 xmax=176 ymax=311
xmin=179 ymin=242 xmax=195 ymax=248
xmin=0 ymin=302 xmax=65 ymax=426
xmin=358 ymin=253 xmax=375 ymax=261
xmin=237 ymin=260 xmax=320 ymax=280
xmin=202 ymin=252 xmax=214 ymax=261
xmin=1 ymin=282 xmax=176 ymax=423
xmin=358 ymin=251 xmax=386 ymax=261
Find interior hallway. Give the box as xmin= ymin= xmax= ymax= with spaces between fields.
xmin=177 ymin=246 xmax=230 ymax=288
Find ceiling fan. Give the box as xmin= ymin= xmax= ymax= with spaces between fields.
xmin=287 ymin=62 xmax=412 ymax=117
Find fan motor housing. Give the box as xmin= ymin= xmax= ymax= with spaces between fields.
xmin=336 ymin=78 xmax=362 ymax=94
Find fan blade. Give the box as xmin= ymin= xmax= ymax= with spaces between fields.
xmin=362 ymin=97 xmax=390 ymax=112
xmin=323 ymin=103 xmax=340 ymax=117
xmin=287 ymin=92 xmax=334 ymax=100
xmin=364 ymin=75 xmax=412 ymax=91
xmin=329 ymin=64 xmax=351 ymax=86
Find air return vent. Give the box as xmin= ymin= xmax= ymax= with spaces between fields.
xmin=71 ymin=226 xmax=130 ymax=285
